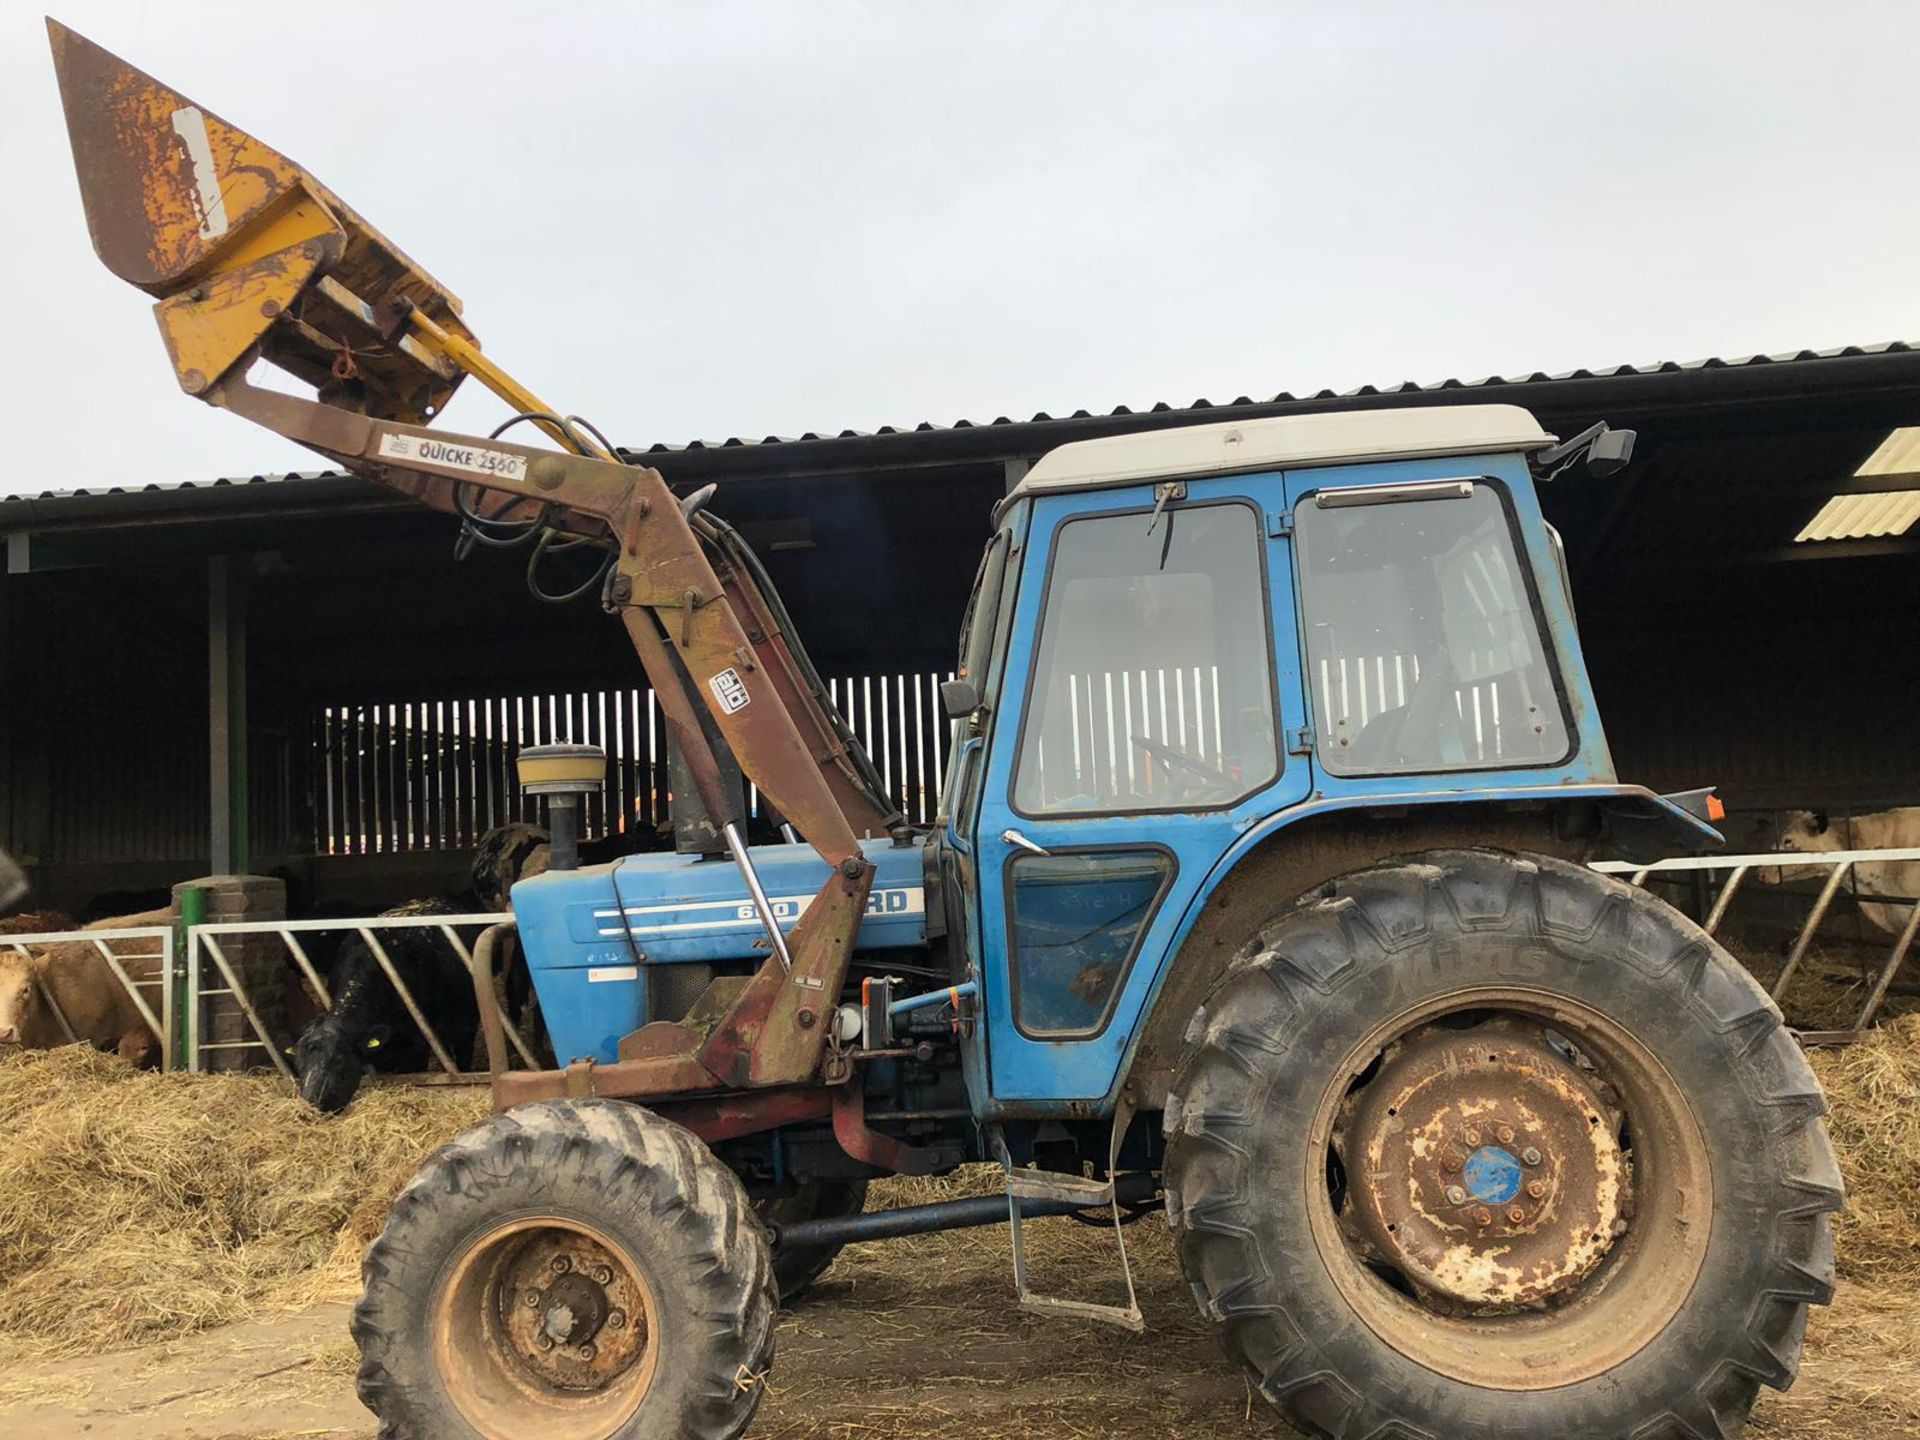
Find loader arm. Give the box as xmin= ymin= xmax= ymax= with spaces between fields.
xmin=211 ymin=368 xmax=898 ymax=859
xmin=48 ymin=20 xmax=903 ymax=1105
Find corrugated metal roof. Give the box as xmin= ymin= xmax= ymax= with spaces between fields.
xmin=1851 ymin=423 xmax=1920 ymax=478
xmin=5 ymin=340 xmax=1914 ymax=505
xmin=1794 ymin=491 xmax=1920 ymax=543
xmin=2 ymin=469 xmax=343 ymax=505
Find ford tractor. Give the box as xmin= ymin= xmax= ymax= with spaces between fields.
xmin=50 ymin=22 xmax=1840 ymax=1440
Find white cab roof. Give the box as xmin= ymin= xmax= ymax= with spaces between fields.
xmin=1013 ymin=404 xmax=1555 ymax=498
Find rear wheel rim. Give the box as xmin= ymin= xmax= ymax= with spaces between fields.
xmin=1305 ymin=985 xmax=1713 ymax=1391
xmin=431 ymin=1216 xmax=661 ymax=1440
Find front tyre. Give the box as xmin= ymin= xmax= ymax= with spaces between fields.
xmin=353 ymin=1098 xmax=776 ymax=1440
xmin=1164 ymin=850 xmax=1841 ymax=1440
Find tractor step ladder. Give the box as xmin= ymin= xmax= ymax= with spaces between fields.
xmin=996 ymin=1092 xmax=1145 ymax=1332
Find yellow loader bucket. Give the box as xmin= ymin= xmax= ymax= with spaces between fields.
xmin=48 ymin=19 xmax=474 ymax=424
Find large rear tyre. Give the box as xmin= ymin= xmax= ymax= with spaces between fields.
xmin=1164 ymin=849 xmax=1841 ymax=1440
xmin=353 ymin=1098 xmax=776 ymax=1440
xmin=759 ymin=1178 xmax=868 ymax=1303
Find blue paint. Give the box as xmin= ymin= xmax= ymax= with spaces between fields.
xmin=1464 ymin=1146 xmax=1525 ymax=1206
xmin=512 ymin=838 xmax=929 ymax=1066
xmin=890 ymin=980 xmax=977 ymax=1017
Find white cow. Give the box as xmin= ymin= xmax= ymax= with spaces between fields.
xmin=1776 ymin=809 xmax=1920 ymax=939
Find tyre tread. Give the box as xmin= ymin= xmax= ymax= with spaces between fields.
xmin=350 ymin=1098 xmax=774 ymax=1440
xmin=1163 ymin=849 xmax=1841 ymax=1440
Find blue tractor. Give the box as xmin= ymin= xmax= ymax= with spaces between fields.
xmin=53 ymin=23 xmax=1839 ymax=1440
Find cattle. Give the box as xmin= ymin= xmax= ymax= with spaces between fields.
xmin=291 ymin=898 xmax=478 ymax=1113
xmin=0 ymin=908 xmax=77 ymax=937
xmin=77 ymin=888 xmax=174 ymax=924
xmin=470 ymin=822 xmax=551 ymax=912
xmin=0 ymin=908 xmax=170 ymax=1065
xmin=469 ymin=818 xmax=670 ymax=914
xmin=1776 ymin=808 xmax=1920 ymax=938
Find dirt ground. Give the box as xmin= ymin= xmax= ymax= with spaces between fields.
xmin=2 ymin=1207 xmax=1915 ymax=1440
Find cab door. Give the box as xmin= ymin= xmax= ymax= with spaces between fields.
xmin=971 ymin=474 xmax=1312 ymax=1108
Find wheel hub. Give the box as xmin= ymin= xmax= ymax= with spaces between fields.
xmin=1339 ymin=1023 xmax=1628 ymax=1310
xmin=490 ymin=1230 xmax=650 ymax=1392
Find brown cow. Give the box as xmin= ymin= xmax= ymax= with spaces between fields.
xmin=0 ymin=909 xmax=77 ymax=936
xmin=0 ymin=908 xmax=170 ymax=1066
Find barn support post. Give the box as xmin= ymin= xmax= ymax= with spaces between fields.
xmin=208 ymin=556 xmax=249 ymax=875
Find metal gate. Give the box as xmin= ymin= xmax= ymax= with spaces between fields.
xmin=0 ymin=925 xmax=175 ymax=1067
xmin=1596 ymin=846 xmax=1920 ymax=1039
xmin=182 ymin=911 xmax=532 ymax=1078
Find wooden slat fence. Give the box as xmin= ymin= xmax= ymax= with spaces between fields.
xmin=316 ymin=673 xmax=956 ymax=855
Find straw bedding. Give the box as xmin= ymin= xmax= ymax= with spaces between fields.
xmin=0 ymin=1016 xmax=1916 ymax=1383
xmin=0 ymin=1047 xmax=484 ymax=1358
xmin=1807 ymin=1013 xmax=1920 ymax=1282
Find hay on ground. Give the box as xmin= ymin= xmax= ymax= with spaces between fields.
xmin=1808 ymin=1013 xmax=1920 ymax=1282
xmin=2 ymin=1008 xmax=1919 ymax=1387
xmin=0 ymin=1045 xmax=484 ymax=1358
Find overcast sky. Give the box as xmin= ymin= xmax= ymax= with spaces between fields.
xmin=5 ymin=2 xmax=1917 ymax=496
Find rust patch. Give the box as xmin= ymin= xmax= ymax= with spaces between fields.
xmin=1340 ymin=1022 xmax=1626 ymax=1310
xmin=492 ymin=1231 xmax=651 ymax=1391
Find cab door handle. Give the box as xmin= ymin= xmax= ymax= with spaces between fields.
xmin=1001 ymin=828 xmax=1051 ymax=857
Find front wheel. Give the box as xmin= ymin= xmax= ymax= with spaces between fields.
xmin=1164 ymin=849 xmax=1841 ymax=1440
xmin=353 ymin=1098 xmax=776 ymax=1440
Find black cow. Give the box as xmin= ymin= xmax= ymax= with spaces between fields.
xmin=292 ymin=899 xmax=478 ymax=1113
xmin=470 ymin=823 xmax=551 ymax=912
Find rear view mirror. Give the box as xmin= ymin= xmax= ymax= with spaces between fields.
xmin=1534 ymin=421 xmax=1636 ymax=482
xmin=941 ymin=679 xmax=981 ymax=719
xmin=1585 ymin=427 xmax=1635 ymax=478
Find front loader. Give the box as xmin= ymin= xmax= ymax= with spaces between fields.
xmin=50 ymin=22 xmax=1841 ymax=1440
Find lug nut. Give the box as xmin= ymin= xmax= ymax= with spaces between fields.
xmin=1526 ymin=1180 xmax=1547 ymax=1200
xmin=551 ymin=1255 xmax=572 ymax=1274
xmin=1496 ymin=1125 xmax=1515 ymax=1144
xmin=524 ymin=1290 xmax=542 ymax=1308
xmin=1507 ymin=1206 xmax=1526 ymax=1224
xmin=1441 ymin=1154 xmax=1461 ymax=1172
xmin=592 ymin=1264 xmax=614 ymax=1285
xmin=607 ymin=1309 xmax=627 ymax=1330
xmin=579 ymin=1342 xmax=597 ymax=1361
xmin=535 ymin=1333 xmax=554 ymax=1352
xmin=1521 ymin=1147 xmax=1542 ymax=1166
xmin=1464 ymin=1129 xmax=1482 ymax=1147
xmin=1444 ymin=1185 xmax=1468 ymax=1206
xmin=1473 ymin=1206 xmax=1493 ymax=1226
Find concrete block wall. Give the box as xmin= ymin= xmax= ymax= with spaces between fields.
xmin=173 ymin=874 xmax=287 ymax=1072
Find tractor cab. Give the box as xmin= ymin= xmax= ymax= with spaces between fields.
xmin=935 ymin=405 xmax=1718 ymax=1114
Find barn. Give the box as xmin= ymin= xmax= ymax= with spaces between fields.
xmin=5 ymin=341 xmax=1919 ymax=922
